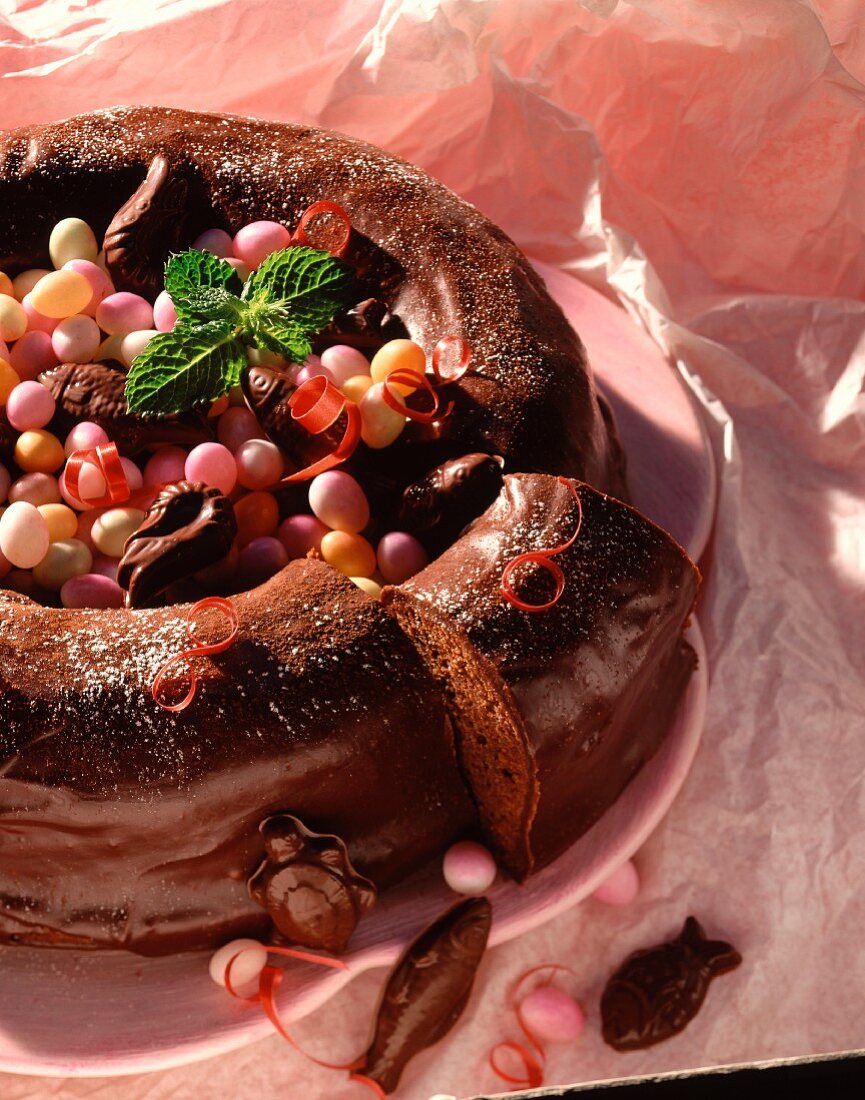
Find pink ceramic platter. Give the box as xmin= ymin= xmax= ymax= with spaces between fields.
xmin=0 ymin=271 xmax=715 ymax=1077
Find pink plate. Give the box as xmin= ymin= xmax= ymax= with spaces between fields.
xmin=0 ymin=274 xmax=714 ymax=1077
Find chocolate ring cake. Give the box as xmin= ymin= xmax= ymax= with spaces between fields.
xmin=0 ymin=107 xmax=697 ymax=956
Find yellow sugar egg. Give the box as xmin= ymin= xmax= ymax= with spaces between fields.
xmin=91 ymin=507 xmax=145 ymax=558
xmin=14 ymin=429 xmax=65 ymax=474
xmin=0 ymin=272 xmax=13 ymax=297
xmin=38 ymin=503 xmax=79 ymax=542
xmin=0 ymin=359 xmax=21 ymax=405
xmin=0 ymin=296 xmax=27 ymax=343
xmin=320 ymin=530 xmax=377 ymax=578
xmin=359 ymin=382 xmax=407 ymax=449
xmin=49 ymin=218 xmax=99 ymax=268
xmin=32 ymin=537 xmax=93 ymax=591
xmin=28 ymin=269 xmax=92 ymax=319
xmin=350 ymin=575 xmax=383 ymax=599
xmin=370 ymin=339 xmax=426 ymax=393
xmin=341 ymin=374 xmax=374 ymax=404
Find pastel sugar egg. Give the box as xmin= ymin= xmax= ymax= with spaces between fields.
xmin=0 ymin=273 xmax=12 ymax=297
xmin=144 ymin=446 xmax=188 ymax=486
xmin=0 ymin=360 xmax=21 ymax=405
xmin=359 ymin=382 xmax=407 ymax=449
xmin=120 ymin=329 xmax=159 ymax=368
xmin=10 ymin=331 xmax=59 ymax=380
xmin=591 ymin=859 xmax=640 ymax=906
xmin=209 ymin=938 xmax=267 ymax=993
xmin=38 ymin=503 xmax=79 ymax=542
xmin=91 ymin=507 xmax=145 ymax=557
xmin=238 ymin=536 xmax=289 ymax=587
xmin=351 ymin=576 xmax=382 ymax=599
xmin=12 ymin=269 xmax=49 ymax=301
xmin=294 ymin=361 xmax=333 ymax=388
xmin=6 ymin=380 xmax=56 ymax=431
xmin=341 ymin=374 xmax=373 ymax=404
xmin=49 ymin=218 xmax=99 ymax=268
xmin=29 ymin=269 xmax=93 ymax=319
xmin=193 ymin=228 xmax=234 ymax=257
xmin=153 ymin=290 xmax=178 ymax=332
xmin=62 ymin=260 xmax=114 ymax=317
xmin=320 ymin=530 xmax=376 ymax=577
xmin=217 ymin=406 xmax=263 ymax=452
xmin=308 ymin=471 xmax=369 ymax=533
xmin=226 ymin=257 xmax=252 ymax=282
xmin=15 ymin=429 xmax=65 ymax=474
xmin=52 ymin=315 xmax=101 ymax=364
xmin=21 ymin=293 xmax=59 ymax=335
xmin=519 ymin=988 xmax=585 ymax=1044
xmin=234 ymin=491 xmax=279 ymax=547
xmin=0 ymin=500 xmax=50 ymax=568
xmin=9 ymin=472 xmax=61 ymax=507
xmin=376 ymin=531 xmax=429 ymax=584
xmin=442 ymin=841 xmax=497 ymax=895
xmin=235 ymin=438 xmax=283 ymax=490
xmin=61 ymin=573 xmax=125 ymax=609
xmin=95 ymin=334 xmax=125 ymax=364
xmin=0 ymin=296 xmax=28 ymax=342
xmin=370 ymin=339 xmax=426 ymax=392
xmin=32 ymin=538 xmax=93 ymax=591
xmin=232 ymin=221 xmax=291 ymax=268
xmin=321 ymin=345 xmax=370 ymax=387
xmin=120 ymin=457 xmax=144 ymax=494
xmin=95 ymin=292 xmax=154 ymax=336
xmin=64 ymin=421 xmax=110 ymax=457
xmin=91 ymin=554 xmax=120 ymax=581
xmin=277 ymin=513 xmax=328 ymax=559
xmin=185 ymin=442 xmax=237 ymax=496
xmin=60 ymin=462 xmax=106 ymax=510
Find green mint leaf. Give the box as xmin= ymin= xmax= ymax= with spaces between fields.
xmin=247 ymin=313 xmax=312 ymax=363
xmin=175 ymin=286 xmax=248 ymax=326
xmin=242 ymin=246 xmax=350 ymax=333
xmin=165 ymin=249 xmax=243 ymax=307
xmin=125 ymin=321 xmax=246 ymax=416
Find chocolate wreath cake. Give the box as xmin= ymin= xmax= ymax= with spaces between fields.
xmin=0 ymin=107 xmax=697 ymax=956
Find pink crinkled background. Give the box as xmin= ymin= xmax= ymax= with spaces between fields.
xmin=2 ymin=1 xmax=864 ymax=1098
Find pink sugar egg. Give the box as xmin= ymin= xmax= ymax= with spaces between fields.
xmin=90 ymin=553 xmax=120 ymax=581
xmin=60 ymin=572 xmax=125 ymax=609
xmin=52 ymin=315 xmax=101 ymax=364
xmin=60 ymin=462 xmax=107 ymax=511
xmin=376 ymin=531 xmax=429 ymax=584
xmin=235 ymin=438 xmax=283 ymax=490
xmin=9 ymin=331 xmax=58 ymax=381
xmin=120 ymin=457 xmax=143 ymax=493
xmin=0 ymin=500 xmax=50 ymax=569
xmin=143 ymin=446 xmax=188 ymax=487
xmin=74 ymin=508 xmax=102 ymax=550
xmin=294 ymin=361 xmax=334 ymax=388
xmin=193 ymin=228 xmax=234 ymax=258
xmin=320 ymin=345 xmax=371 ymax=387
xmin=8 ymin=472 xmax=61 ymax=507
xmin=185 ymin=442 xmax=237 ymax=495
xmin=95 ymin=292 xmax=154 ymax=336
xmin=217 ymin=406 xmax=264 ymax=452
xmin=442 ymin=841 xmax=497 ymax=895
xmin=591 ymin=859 xmax=640 ymax=906
xmin=62 ymin=260 xmax=113 ymax=317
xmin=153 ymin=290 xmax=178 ymax=333
xmin=225 ymin=257 xmax=252 ymax=282
xmin=520 ymin=987 xmax=585 ymax=1043
xmin=6 ymin=380 xmax=56 ymax=431
xmin=232 ymin=221 xmax=291 ymax=269
xmin=238 ymin=535 xmax=289 ymax=587
xmin=209 ymin=938 xmax=266 ymax=993
xmin=64 ymin=421 xmax=110 ymax=457
xmin=277 ymin=513 xmax=329 ymax=559
xmin=308 ymin=471 xmax=369 ymax=534
xmin=20 ymin=294 xmax=59 ymax=336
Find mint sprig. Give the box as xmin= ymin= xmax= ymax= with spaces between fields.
xmin=125 ymin=246 xmax=351 ymax=416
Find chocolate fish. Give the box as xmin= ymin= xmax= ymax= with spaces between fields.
xmin=117 ymin=481 xmax=237 ymax=608
xmin=39 ymin=363 xmax=212 ymax=454
xmin=103 ymin=154 xmax=190 ymax=297
xmin=399 ymin=453 xmax=504 ymax=554
xmin=355 ymin=896 xmax=492 ymax=1094
xmin=601 ymin=916 xmax=742 ymax=1051
xmin=241 ymin=363 xmax=341 ymax=468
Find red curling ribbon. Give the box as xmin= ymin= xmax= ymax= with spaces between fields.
xmin=500 ymin=477 xmax=583 ymax=613
xmin=431 ymin=335 xmax=471 ymax=384
xmin=488 ymin=1040 xmax=545 ymax=1089
xmin=291 ymin=200 xmax=352 ymax=257
xmin=151 ymin=597 xmax=239 ymax=712
xmin=224 ymin=943 xmax=347 ymax=1002
xmin=381 ymin=368 xmax=452 ymax=424
xmin=278 ymin=374 xmax=362 ymax=483
xmin=64 ymin=442 xmax=130 ymax=508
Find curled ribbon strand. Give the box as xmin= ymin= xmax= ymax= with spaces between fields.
xmin=290 ymin=200 xmax=352 ymax=257
xmin=500 ymin=477 xmax=583 ymax=613
xmin=278 ymin=375 xmax=362 ymax=483
xmin=380 ymin=335 xmax=472 ymax=423
xmin=151 ymin=597 xmax=239 ymax=712
xmin=64 ymin=442 xmax=130 ymax=508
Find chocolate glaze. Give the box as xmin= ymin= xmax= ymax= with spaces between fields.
xmin=117 ymin=481 xmax=237 ymax=608
xmin=384 ymin=473 xmax=700 ymax=879
xmin=247 ymin=814 xmax=376 ymax=953
xmin=601 ymin=916 xmax=742 ymax=1051
xmin=358 ymin=897 xmax=491 ymax=1093
xmin=0 ymin=561 xmax=474 ymax=954
xmin=399 ymin=453 xmax=505 ymax=555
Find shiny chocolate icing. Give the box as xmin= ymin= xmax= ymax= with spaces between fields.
xmin=601 ymin=916 xmax=742 ymax=1051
